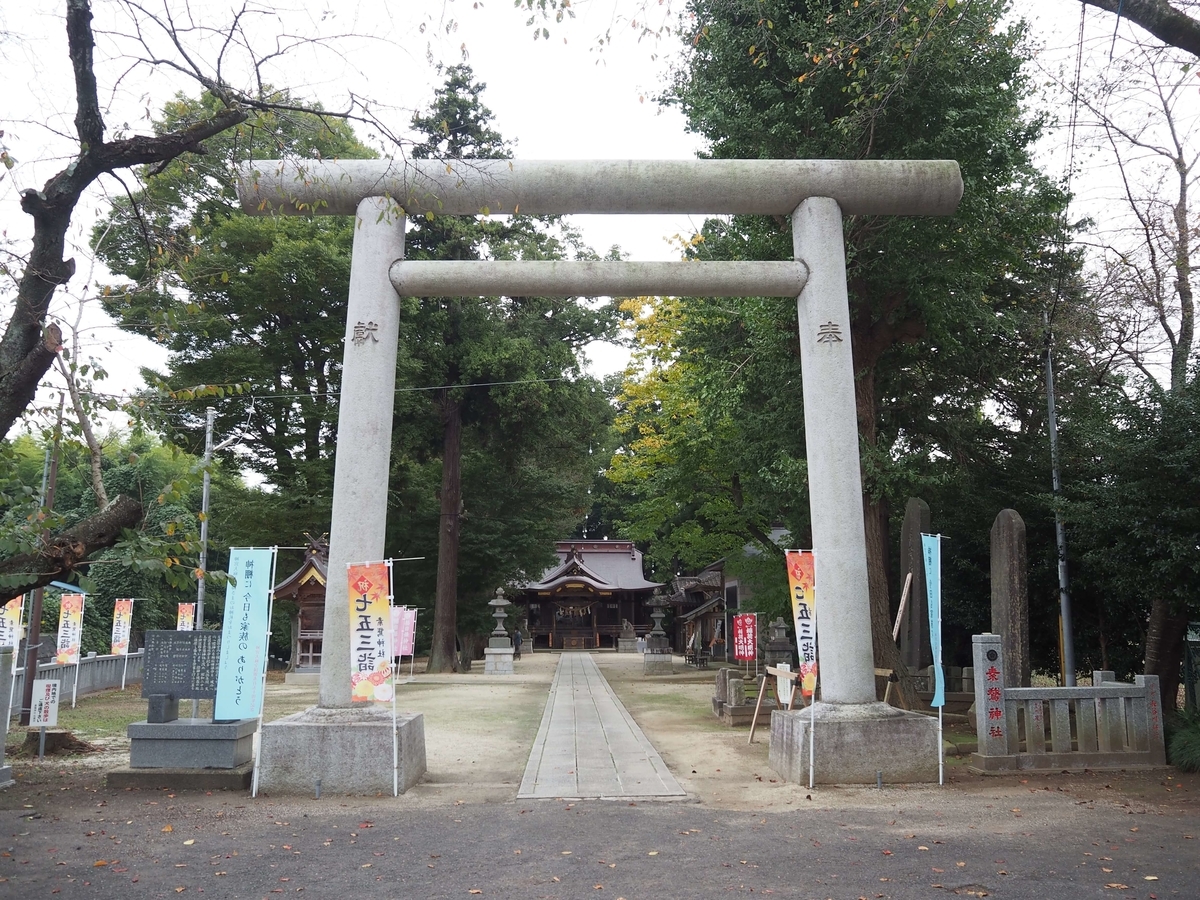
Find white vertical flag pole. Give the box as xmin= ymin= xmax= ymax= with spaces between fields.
xmin=387 ymin=558 xmax=398 ymax=798
xmin=3 ymin=596 xmax=24 ymax=745
xmin=71 ymin=595 xmax=85 ymax=709
xmin=408 ymin=609 xmax=418 ymax=684
xmin=809 ymin=550 xmax=818 ymax=791
xmin=922 ymin=533 xmax=947 ymax=787
xmin=251 ymin=547 xmax=279 ymax=800
xmin=936 ymin=540 xmax=945 ymax=787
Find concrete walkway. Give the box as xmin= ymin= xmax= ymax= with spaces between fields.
xmin=518 ymin=652 xmax=686 ymax=800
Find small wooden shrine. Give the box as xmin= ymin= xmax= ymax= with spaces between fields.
xmin=512 ymin=541 xmax=663 ymax=650
xmin=272 ymin=534 xmax=328 ymax=672
xmin=670 ymin=561 xmax=727 ymax=665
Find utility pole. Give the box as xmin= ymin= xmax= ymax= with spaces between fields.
xmin=195 ymin=407 xmax=241 ymax=626
xmin=20 ymin=395 xmax=64 ymax=726
xmin=196 ymin=407 xmax=217 ymax=631
xmin=1044 ymin=312 xmax=1076 ymax=686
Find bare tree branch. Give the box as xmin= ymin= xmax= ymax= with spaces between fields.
xmin=1083 ymin=0 xmax=1200 ymax=59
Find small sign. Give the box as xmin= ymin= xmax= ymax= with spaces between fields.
xmin=214 ymin=548 xmax=274 ymax=720
xmin=785 ymin=551 xmax=819 ymax=697
xmin=348 ymin=562 xmax=392 ymax=704
xmin=1 ymin=595 xmax=23 ymax=667
xmin=732 ymin=613 xmax=757 ymax=661
xmin=392 ymin=606 xmax=417 ymax=658
xmin=111 ymin=599 xmax=134 ymax=656
xmin=30 ymin=679 xmax=60 ymax=727
xmin=56 ymin=594 xmax=85 ymax=665
xmin=142 ymin=631 xmax=222 ymax=699
xmin=176 ymin=602 xmax=196 ymax=631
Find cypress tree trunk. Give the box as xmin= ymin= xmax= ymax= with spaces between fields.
xmin=854 ymin=361 xmax=918 ymax=710
xmin=1144 ymin=600 xmax=1188 ymax=710
xmin=426 ymin=392 xmax=463 ymax=673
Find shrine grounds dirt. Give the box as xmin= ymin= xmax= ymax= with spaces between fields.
xmin=3 ymin=651 xmax=1199 ymax=899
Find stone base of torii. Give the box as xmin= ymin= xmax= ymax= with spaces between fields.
xmin=238 ymin=158 xmax=963 ymax=792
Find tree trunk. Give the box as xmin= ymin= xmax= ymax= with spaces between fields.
xmin=426 ymin=393 xmax=463 ymax=673
xmin=0 ymin=494 xmax=142 ymax=602
xmin=1144 ymin=597 xmax=1188 ymax=710
xmin=854 ymin=361 xmax=919 ymax=709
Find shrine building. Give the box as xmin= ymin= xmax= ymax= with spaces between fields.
xmin=512 ymin=541 xmax=662 ymax=650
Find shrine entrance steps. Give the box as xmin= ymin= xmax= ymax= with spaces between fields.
xmin=517 ymin=652 xmax=686 ymax=800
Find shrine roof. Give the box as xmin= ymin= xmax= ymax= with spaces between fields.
xmin=521 ymin=541 xmax=663 ymax=593
xmin=273 ymin=539 xmax=329 ymax=597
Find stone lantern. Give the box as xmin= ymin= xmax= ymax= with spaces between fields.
xmin=643 ymin=589 xmax=673 ymax=675
xmin=483 ymin=588 xmax=515 ymax=675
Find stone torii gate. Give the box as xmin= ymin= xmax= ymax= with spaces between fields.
xmin=237 ymin=159 xmax=963 ymax=791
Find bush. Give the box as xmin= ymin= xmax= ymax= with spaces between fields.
xmin=1167 ymin=710 xmax=1200 ymax=773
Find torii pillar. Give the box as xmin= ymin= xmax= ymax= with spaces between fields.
xmin=238 ymin=159 xmax=962 ymax=790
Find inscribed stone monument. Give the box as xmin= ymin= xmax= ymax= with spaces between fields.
xmin=990 ymin=508 xmax=1030 ymax=688
xmin=899 ymin=497 xmax=931 ymax=671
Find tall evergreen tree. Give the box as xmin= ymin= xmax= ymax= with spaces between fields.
xmin=403 ymin=66 xmax=617 ymax=672
xmin=615 ymin=0 xmax=1072 ymax=699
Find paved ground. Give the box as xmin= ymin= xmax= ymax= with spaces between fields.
xmin=2 ymin=651 xmax=1198 ymax=899
xmin=518 ymin=653 xmax=685 ymax=800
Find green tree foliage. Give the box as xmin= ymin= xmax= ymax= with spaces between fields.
xmin=399 ymin=66 xmax=618 ymax=671
xmin=95 ymin=93 xmax=374 ymax=503
xmin=2 ymin=430 xmax=247 ymax=651
xmin=611 ymin=0 xmax=1071 ymax=695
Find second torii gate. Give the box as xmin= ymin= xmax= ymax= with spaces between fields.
xmin=237 ymin=158 xmax=962 ymax=792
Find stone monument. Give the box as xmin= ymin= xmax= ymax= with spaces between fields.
xmin=763 ymin=617 xmax=794 ymax=669
xmin=237 ymin=157 xmax=961 ymax=785
xmin=899 ymin=497 xmax=932 ymax=671
xmin=125 ymin=631 xmax=256 ymax=771
xmin=618 ymin=619 xmax=638 ymax=653
xmin=643 ymin=591 xmax=673 ymax=675
xmin=483 ymin=588 xmax=515 ymax=675
xmin=990 ymin=509 xmax=1030 ymax=688
xmin=0 ymin=646 xmax=14 ymax=788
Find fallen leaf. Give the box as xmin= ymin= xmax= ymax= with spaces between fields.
xmin=1105 ymin=885 xmax=1131 ymax=891
xmin=647 ymin=851 xmax=658 ymax=856
xmin=93 ymin=860 xmax=108 ymax=867
xmin=162 ymin=825 xmax=174 ymax=833
xmin=1145 ymin=876 xmax=1159 ymax=881
xmin=469 ymin=891 xmax=482 ymax=896
xmin=918 ymin=846 xmax=929 ymax=851
xmin=183 ymin=840 xmax=195 ymax=846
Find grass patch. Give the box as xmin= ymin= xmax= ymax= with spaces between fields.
xmin=1167 ymin=710 xmax=1200 ymax=773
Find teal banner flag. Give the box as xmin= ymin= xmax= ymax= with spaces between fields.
xmin=215 ymin=548 xmax=275 ymax=721
xmin=921 ymin=533 xmax=946 ymax=708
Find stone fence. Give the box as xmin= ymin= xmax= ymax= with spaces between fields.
xmin=969 ymin=633 xmax=1165 ymax=773
xmin=5 ymin=650 xmax=144 ymax=718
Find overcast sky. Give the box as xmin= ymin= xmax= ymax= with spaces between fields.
xmin=0 ymin=0 xmax=1179 ymax=425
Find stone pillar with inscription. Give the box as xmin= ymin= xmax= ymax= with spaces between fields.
xmin=990 ymin=508 xmax=1030 ymax=688
xmin=899 ymin=497 xmax=932 ymax=671
xmin=257 ymin=199 xmax=427 ymax=795
xmin=769 ymin=197 xmax=940 ymax=785
xmin=0 ymin=646 xmax=13 ymax=788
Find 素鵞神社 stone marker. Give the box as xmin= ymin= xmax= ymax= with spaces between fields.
xmin=237 ymin=158 xmax=963 ymax=788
